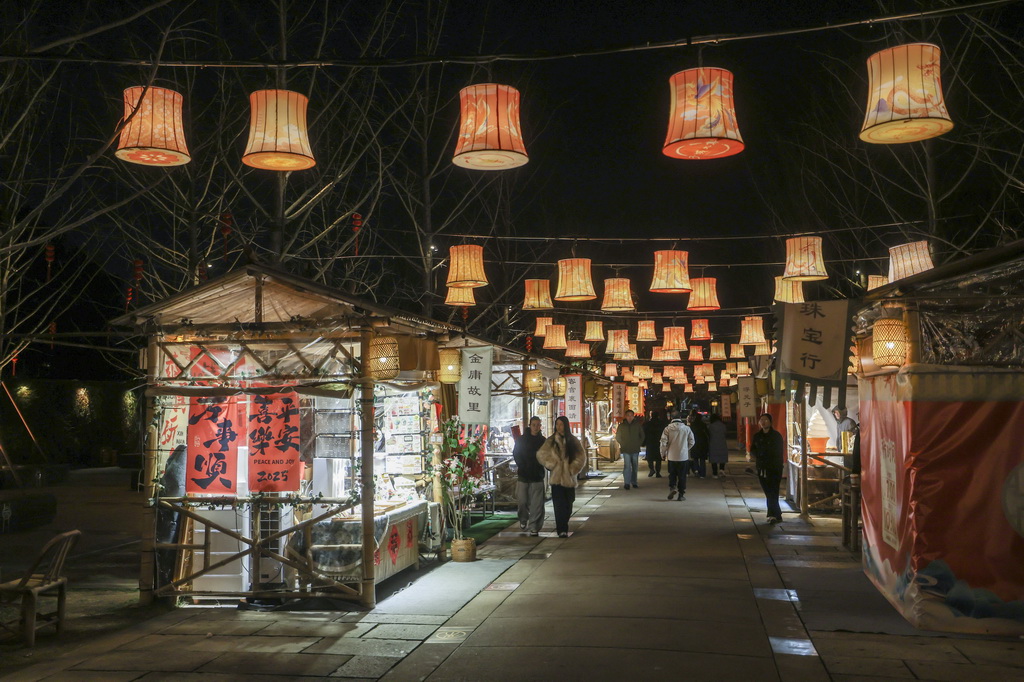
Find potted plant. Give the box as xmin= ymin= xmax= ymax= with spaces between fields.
xmin=434 ymin=416 xmax=485 ymax=562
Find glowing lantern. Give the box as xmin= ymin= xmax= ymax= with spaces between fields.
xmin=604 ymin=363 xmax=618 ymax=378
xmin=873 ymin=318 xmax=908 ymax=367
xmin=652 ymin=372 xmax=663 ymax=383
xmin=523 ymin=279 xmax=553 ymax=310
xmin=773 ymin=276 xmax=805 ymax=303
xmin=637 ymin=320 xmax=658 ymax=342
xmin=684 ymin=384 xmax=694 ymax=393
xmin=242 ymin=90 xmax=315 ymax=170
xmin=601 ymin=278 xmax=635 ymax=312
xmin=688 ymin=346 xmax=704 ymax=362
xmin=653 ymin=347 xmax=681 ymax=362
xmin=543 ymin=324 xmax=567 ymax=350
xmin=565 ymin=340 xmax=590 ymax=358
xmin=554 ymin=258 xmax=597 ymax=301
xmin=444 ymin=286 xmax=476 ymax=307
xmin=663 ymin=68 xmax=744 ymax=159
xmin=782 ymin=237 xmax=828 ymax=281
xmin=729 ymin=344 xmax=745 ymax=359
xmin=691 ymin=319 xmax=712 ymax=341
xmin=707 ymin=382 xmax=718 ymax=392
xmin=452 ymin=83 xmax=528 ymax=169
xmin=553 ymin=376 xmax=567 ymax=397
xmin=535 ymin=317 xmax=553 ymax=337
xmin=617 ymin=344 xmax=639 ymax=361
xmin=687 ymin=277 xmax=720 ymax=311
xmin=709 ymin=343 xmax=727 ymax=361
xmin=663 ymin=326 xmax=688 ymax=352
xmin=752 ymin=342 xmax=771 ymax=356
xmin=695 ymin=375 xmax=706 ymax=385
xmin=867 ymin=275 xmax=889 ymax=291
xmin=719 ymin=369 xmax=731 ymax=382
xmin=438 ymin=348 xmax=462 ymax=384
xmin=607 ymin=329 xmax=630 ymax=354
xmin=526 ymin=369 xmax=544 ymax=393
xmin=639 ymin=380 xmax=649 ymax=390
xmin=860 ymin=43 xmax=953 ymax=144
xmin=662 ymin=382 xmax=672 ymax=392
xmin=585 ymin=320 xmax=605 ymax=342
xmin=115 ymin=86 xmax=190 ymax=166
xmin=736 ymin=361 xmax=750 ymax=375
xmin=739 ymin=316 xmax=767 ymax=345
xmin=634 ymin=365 xmax=653 ymax=380
xmin=447 ymin=245 xmax=488 ymax=288
xmin=368 ymin=336 xmax=400 ymax=380
xmin=889 ymin=241 xmax=934 ymax=281
xmin=649 ymin=250 xmax=692 ymax=293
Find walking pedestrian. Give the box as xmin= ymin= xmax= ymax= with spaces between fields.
xmin=751 ymin=413 xmax=786 ymax=524
xmin=513 ymin=416 xmax=547 ymax=536
xmin=660 ymin=410 xmax=695 ymax=501
xmin=688 ymin=409 xmax=710 ymax=479
xmin=643 ymin=409 xmax=667 ymax=478
xmin=614 ymin=409 xmax=644 ymax=489
xmin=537 ymin=416 xmax=586 ymax=538
xmin=708 ymin=413 xmax=729 ymax=478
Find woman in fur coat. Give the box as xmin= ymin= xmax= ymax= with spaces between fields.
xmin=536 ymin=416 xmax=586 ymax=538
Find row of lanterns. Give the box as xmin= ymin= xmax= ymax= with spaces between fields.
xmin=114 ymin=43 xmax=952 ymax=169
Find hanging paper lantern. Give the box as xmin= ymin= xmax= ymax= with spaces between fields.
xmin=690 ymin=319 xmax=712 ymax=341
xmin=553 ymin=376 xmax=567 ymax=397
xmin=709 ymin=343 xmax=727 ymax=361
xmin=447 ymin=245 xmax=488 ymax=288
xmin=687 ymin=278 xmax=720 ymax=311
xmin=773 ymin=276 xmax=805 ymax=303
xmin=729 ymin=343 xmax=745 ymax=359
xmin=585 ymin=320 xmax=605 ymax=342
xmin=782 ymin=237 xmax=829 ymax=281
xmin=649 ymin=250 xmax=692 ymax=293
xmin=663 ymin=326 xmax=688 ymax=352
xmin=438 ymin=348 xmax=462 ymax=384
xmin=634 ymin=365 xmax=653 ymax=380
xmin=638 ymin=380 xmax=649 ymax=390
xmin=661 ymin=382 xmax=672 ymax=392
xmin=652 ymin=347 xmax=681 ymax=362
xmin=115 ymin=86 xmax=190 ymax=166
xmin=719 ymin=369 xmax=731 ymax=381
xmin=534 ymin=317 xmax=553 ymax=337
xmin=860 ymin=43 xmax=953 ymax=144
xmin=688 ymin=346 xmax=704 ymax=361
xmin=684 ymin=384 xmax=694 ymax=393
xmin=873 ymin=318 xmax=908 ymax=367
xmin=523 ymin=279 xmax=553 ymax=310
xmin=637 ymin=320 xmax=658 ymax=342
xmin=452 ymin=83 xmax=528 ymax=169
xmin=543 ymin=324 xmax=568 ymax=350
xmin=616 ymin=344 xmax=639 ymax=361
xmin=526 ymin=369 xmax=544 ymax=393
xmin=367 ymin=336 xmax=400 ymax=380
xmin=566 ymin=340 xmax=591 ymax=358
xmin=736 ymin=361 xmax=750 ymax=375
xmin=606 ymin=329 xmax=630 ymax=354
xmin=652 ymin=372 xmax=663 ymax=383
xmin=601 ymin=278 xmax=635 ymax=312
xmin=739 ymin=316 xmax=767 ymax=345
xmin=554 ymin=258 xmax=597 ymax=301
xmin=663 ymin=68 xmax=744 ymax=160
xmin=444 ymin=286 xmax=476 ymax=307
xmin=752 ymin=342 xmax=771 ymax=356
xmin=707 ymin=382 xmax=718 ymax=392
xmin=867 ymin=275 xmax=889 ymax=291
xmin=604 ymin=363 xmax=618 ymax=378
xmin=889 ymin=241 xmax=934 ymax=281
xmin=242 ymin=90 xmax=315 ymax=170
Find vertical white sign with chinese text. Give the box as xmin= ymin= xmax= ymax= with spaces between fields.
xmin=564 ymin=374 xmax=583 ymax=434
xmin=737 ymin=376 xmax=758 ymax=419
xmin=611 ymin=383 xmax=625 ymax=421
xmin=880 ymin=437 xmax=899 ymax=550
xmin=458 ymin=346 xmax=492 ymax=425
xmin=779 ymin=301 xmax=849 ymax=382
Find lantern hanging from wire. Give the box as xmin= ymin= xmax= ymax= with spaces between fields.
xmin=663 ymin=326 xmax=688 ymax=352
xmin=606 ymin=329 xmax=630 ymax=354
xmin=638 ymin=380 xmax=649 ymax=390
xmin=707 ymin=382 xmax=718 ymax=392
xmin=616 ymin=344 xmax=639 ymax=361
xmin=585 ymin=320 xmax=605 ymax=342
xmin=444 ymin=286 xmax=476 ymax=307
xmin=447 ymin=245 xmax=488 ymax=288
xmin=739 ymin=316 xmax=767 ymax=345
xmin=604 ymin=363 xmax=618 ymax=378
xmin=437 ymin=348 xmax=462 ymax=384
xmin=637 ymin=320 xmax=658 ymax=342
xmin=782 ymin=237 xmax=829 ymax=281
xmin=661 ymin=382 xmax=672 ymax=392
xmin=695 ymin=375 xmax=706 ymax=385
xmin=690 ymin=319 xmax=712 ymax=341
xmin=452 ymin=83 xmax=529 ymax=169
xmin=115 ymin=86 xmax=191 ymax=166
xmin=534 ymin=317 xmax=553 ymax=337
xmin=242 ymin=90 xmax=315 ymax=170
xmin=553 ymin=376 xmax=567 ymax=397
xmin=554 ymin=258 xmax=597 ymax=301
xmin=565 ymin=340 xmax=590 ymax=359
xmin=543 ymin=324 xmax=568 ymax=350
xmin=860 ymin=43 xmax=953 ymax=144
xmin=889 ymin=241 xmax=934 ymax=281
xmin=709 ymin=343 xmax=727 ymax=361
xmin=601 ymin=278 xmax=635 ymax=312
xmin=367 ymin=336 xmax=400 ymax=380
xmin=688 ymin=346 xmax=704 ymax=362
xmin=773 ymin=276 xmax=805 ymax=303
xmin=687 ymin=277 xmax=720 ymax=311
xmin=663 ymin=68 xmax=744 ymax=160
xmin=752 ymin=342 xmax=771 ymax=356
xmin=867 ymin=275 xmax=889 ymax=291
xmin=523 ymin=279 xmax=553 ymax=310
xmin=736 ymin=361 xmax=750 ymax=375
xmin=652 ymin=372 xmax=663 ymax=384
xmin=653 ymin=346 xmax=681 ymax=362
xmin=684 ymin=384 xmax=694 ymax=393
xmin=729 ymin=343 xmax=745 ymax=359
xmin=873 ymin=318 xmax=908 ymax=367
xmin=526 ymin=369 xmax=544 ymax=393
xmin=634 ymin=365 xmax=653 ymax=380
xmin=649 ymin=250 xmax=692 ymax=292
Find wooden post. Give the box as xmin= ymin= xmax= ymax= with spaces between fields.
xmin=521 ymin=360 xmax=530 ymax=434
xmin=799 ymin=399 xmax=809 ymax=518
xmin=903 ymin=304 xmax=922 ymax=364
xmin=139 ymin=338 xmax=159 ymax=605
xmin=358 ymin=328 xmax=376 ymax=608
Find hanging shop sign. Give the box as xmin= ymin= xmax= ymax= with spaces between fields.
xmin=736 ymin=376 xmax=758 ymax=419
xmin=565 ymin=374 xmax=583 ymax=433
xmin=721 ymin=393 xmax=733 ymax=420
xmin=247 ymin=393 xmax=302 ymax=492
xmin=612 ymin=383 xmax=626 ymax=421
xmin=186 ymin=397 xmax=241 ymax=494
xmin=774 ymin=301 xmax=856 ymax=408
xmin=458 ymin=346 xmax=493 ymax=425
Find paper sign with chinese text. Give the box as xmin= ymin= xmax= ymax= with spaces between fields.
xmin=721 ymin=394 xmax=733 ymax=420
xmin=458 ymin=346 xmax=492 ymax=425
xmin=247 ymin=393 xmax=302 ymax=492
xmin=736 ymin=376 xmax=758 ymax=419
xmin=186 ymin=397 xmax=240 ymax=494
xmin=564 ymin=374 xmax=583 ymax=433
xmin=611 ymin=383 xmax=625 ymax=421
xmin=778 ymin=301 xmax=851 ymax=383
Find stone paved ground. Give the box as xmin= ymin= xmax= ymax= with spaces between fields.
xmin=3 ymin=460 xmax=1024 ymax=681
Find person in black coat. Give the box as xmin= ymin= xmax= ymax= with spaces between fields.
xmin=751 ymin=413 xmax=786 ymax=524
xmin=688 ymin=409 xmax=710 ymax=479
xmin=513 ymin=416 xmax=547 ymax=536
xmin=643 ymin=409 xmax=667 ymax=478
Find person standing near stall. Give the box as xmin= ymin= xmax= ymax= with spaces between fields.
xmin=688 ymin=409 xmax=710 ymax=479
xmin=752 ymin=413 xmax=786 ymax=524
xmin=537 ymin=416 xmax=586 ymax=538
xmin=708 ymin=413 xmax=729 ymax=479
xmin=614 ymin=409 xmax=645 ymax=489
xmin=661 ymin=410 xmax=695 ymax=501
xmin=643 ymin=409 xmax=667 ymax=478
xmin=513 ymin=416 xmax=547 ymax=537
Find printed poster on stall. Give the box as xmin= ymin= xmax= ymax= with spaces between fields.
xmin=186 ymin=397 xmax=240 ymax=494
xmin=564 ymin=374 xmax=583 ymax=434
xmin=247 ymin=393 xmax=302 ymax=492
xmin=458 ymin=346 xmax=492 ymax=425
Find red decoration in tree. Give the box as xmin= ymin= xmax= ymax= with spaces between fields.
xmin=525 ymin=335 xmax=533 ymax=353
xmin=126 ymin=259 xmax=144 ymax=312
xmin=10 ymin=356 xmax=17 ymax=377
xmin=352 ymin=213 xmax=363 ymax=256
xmin=44 ymin=244 xmax=55 ymax=282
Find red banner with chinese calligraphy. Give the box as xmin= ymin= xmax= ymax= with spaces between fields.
xmin=247 ymin=393 xmax=302 ymax=492
xmin=186 ymin=397 xmax=240 ymax=494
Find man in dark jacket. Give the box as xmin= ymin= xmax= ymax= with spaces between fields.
xmin=751 ymin=413 xmax=786 ymax=524
xmin=615 ymin=409 xmax=645 ymax=489
xmin=513 ymin=416 xmax=547 ymax=536
xmin=643 ymin=409 xmax=667 ymax=478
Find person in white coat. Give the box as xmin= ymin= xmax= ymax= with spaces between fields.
xmin=660 ymin=410 xmax=695 ymax=500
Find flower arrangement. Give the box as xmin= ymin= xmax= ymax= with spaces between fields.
xmin=433 ymin=416 xmax=485 ymax=541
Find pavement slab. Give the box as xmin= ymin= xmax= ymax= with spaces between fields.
xmin=197 ymin=651 xmax=353 ymax=676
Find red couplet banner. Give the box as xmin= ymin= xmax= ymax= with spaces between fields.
xmin=247 ymin=393 xmax=302 ymax=492
xmin=186 ymin=397 xmax=241 ymax=494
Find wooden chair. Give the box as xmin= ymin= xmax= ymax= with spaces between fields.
xmin=0 ymin=530 xmax=81 ymax=646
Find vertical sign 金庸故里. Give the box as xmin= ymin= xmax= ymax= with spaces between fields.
xmin=458 ymin=346 xmax=492 ymax=425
